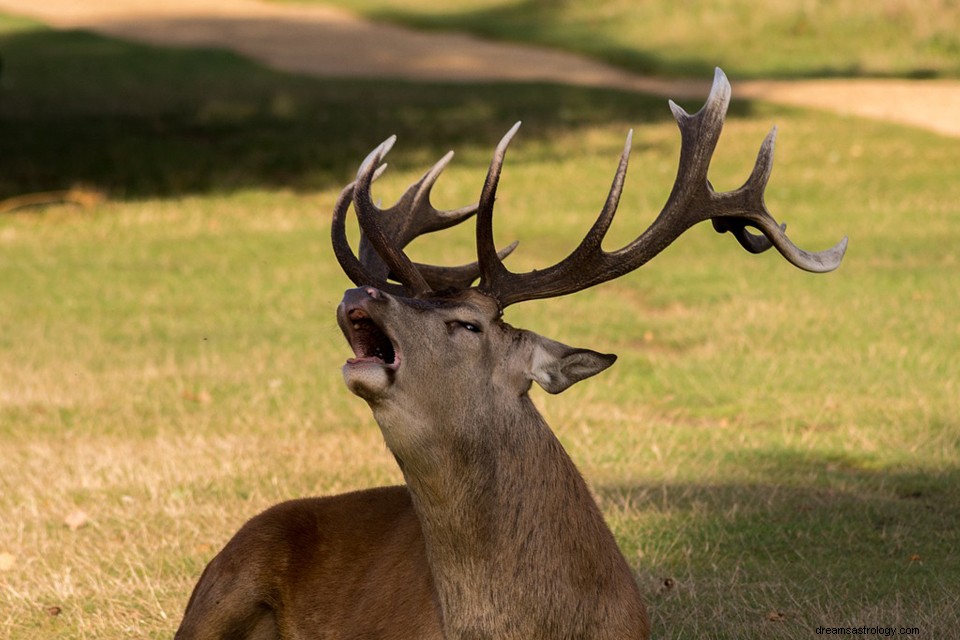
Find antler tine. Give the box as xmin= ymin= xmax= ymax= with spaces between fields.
xmin=664 ymin=72 xmax=846 ymax=272
xmin=531 ymin=129 xmax=634 ymax=263
xmin=356 ymin=135 xmax=397 ymax=181
xmin=333 ymin=174 xmax=515 ymax=293
xmin=331 ymin=180 xmax=408 ymax=296
xmin=338 ymin=137 xmax=518 ymax=295
xmin=331 ymin=136 xmax=407 ymax=292
xmin=477 ymin=121 xmax=522 ymax=294
xmin=709 ymin=124 xmax=848 ymax=272
xmin=712 ymin=126 xmax=781 ymax=254
xmin=476 ymin=68 xmax=846 ymax=309
xmin=407 ymin=150 xmax=479 ymax=236
xmin=358 ymin=149 xmax=479 ymax=281
xmin=523 ymin=128 xmax=634 ymax=282
xmin=354 ymin=144 xmax=433 ymax=296
xmin=476 ymin=124 xmax=636 ymax=307
xmin=418 ymin=241 xmax=519 ymax=291
xmin=666 ymin=67 xmax=729 ymax=191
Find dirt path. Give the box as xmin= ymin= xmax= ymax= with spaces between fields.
xmin=3 ymin=0 xmax=960 ymax=137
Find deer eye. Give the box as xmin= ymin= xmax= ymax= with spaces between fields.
xmin=448 ymin=320 xmax=482 ymax=334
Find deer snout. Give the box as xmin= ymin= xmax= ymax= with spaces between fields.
xmin=338 ymin=287 xmax=388 ymax=337
xmin=341 ymin=286 xmax=382 ymax=307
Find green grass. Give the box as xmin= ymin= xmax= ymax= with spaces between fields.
xmin=278 ymin=0 xmax=960 ymax=80
xmin=2 ymin=13 xmax=959 ymax=640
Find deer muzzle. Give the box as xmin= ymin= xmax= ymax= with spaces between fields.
xmin=337 ymin=287 xmax=400 ymax=371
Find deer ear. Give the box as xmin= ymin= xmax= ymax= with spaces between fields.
xmin=528 ymin=336 xmax=617 ymax=394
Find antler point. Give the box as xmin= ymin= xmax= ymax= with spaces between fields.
xmin=707 ymin=70 xmax=732 ymax=108
xmin=668 ymin=100 xmax=688 ymax=123
xmin=497 ymin=122 xmax=521 ymax=149
xmin=357 ymin=137 xmax=397 ymax=181
xmin=376 ymin=135 xmax=397 ymax=161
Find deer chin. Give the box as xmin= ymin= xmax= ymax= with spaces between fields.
xmin=339 ymin=305 xmax=401 ymax=398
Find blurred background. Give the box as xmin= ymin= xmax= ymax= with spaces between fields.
xmin=1 ymin=1 xmax=958 ymax=638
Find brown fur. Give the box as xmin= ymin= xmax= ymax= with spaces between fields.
xmin=175 ymin=486 xmax=442 ymax=640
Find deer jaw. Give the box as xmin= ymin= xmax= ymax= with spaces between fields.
xmin=337 ymin=286 xmax=403 ymax=401
xmin=338 ymin=286 xmax=501 ymax=467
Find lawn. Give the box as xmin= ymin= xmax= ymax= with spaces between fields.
xmin=277 ymin=0 xmax=960 ymax=80
xmin=1 ymin=12 xmax=959 ymax=640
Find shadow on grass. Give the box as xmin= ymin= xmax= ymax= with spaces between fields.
xmin=0 ymin=23 xmax=751 ymax=200
xmin=598 ymin=454 xmax=960 ymax=635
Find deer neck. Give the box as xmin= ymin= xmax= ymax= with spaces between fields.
xmin=371 ymin=393 xmax=638 ymax=638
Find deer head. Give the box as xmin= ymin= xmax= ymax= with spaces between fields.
xmin=332 ymin=146 xmax=618 ymax=469
xmin=331 ymin=68 xmax=845 ymax=436
xmin=330 ymin=69 xmax=845 ymax=639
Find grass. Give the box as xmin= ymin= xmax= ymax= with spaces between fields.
xmin=1 ymin=12 xmax=959 ymax=640
xmin=276 ymin=0 xmax=960 ymax=80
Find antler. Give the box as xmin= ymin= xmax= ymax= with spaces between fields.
xmin=331 ymin=137 xmax=516 ymax=295
xmin=476 ymin=68 xmax=848 ymax=309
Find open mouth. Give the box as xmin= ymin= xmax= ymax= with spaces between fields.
xmin=343 ymin=307 xmax=399 ymax=369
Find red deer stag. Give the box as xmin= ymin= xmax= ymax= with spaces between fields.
xmin=175 ymin=68 xmax=846 ymax=640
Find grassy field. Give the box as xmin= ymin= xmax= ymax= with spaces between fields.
xmin=278 ymin=0 xmax=960 ymax=80
xmin=2 ymin=12 xmax=959 ymax=640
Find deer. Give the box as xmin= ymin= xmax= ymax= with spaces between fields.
xmin=175 ymin=68 xmax=846 ymax=640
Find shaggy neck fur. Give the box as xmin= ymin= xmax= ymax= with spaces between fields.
xmin=372 ymin=391 xmax=648 ymax=640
